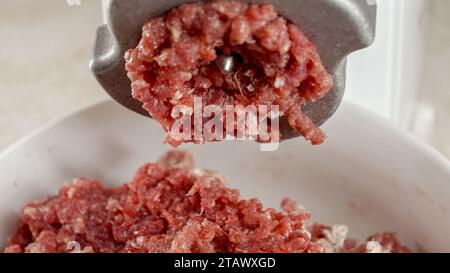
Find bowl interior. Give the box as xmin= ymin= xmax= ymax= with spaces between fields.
xmin=1 ymin=100 xmax=450 ymax=252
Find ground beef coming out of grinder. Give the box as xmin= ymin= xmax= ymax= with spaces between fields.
xmin=125 ymin=0 xmax=333 ymax=146
xmin=4 ymin=151 xmax=409 ymax=253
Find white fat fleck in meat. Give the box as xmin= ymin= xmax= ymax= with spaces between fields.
xmin=171 ymin=91 xmax=183 ymax=104
xmin=168 ymin=26 xmax=182 ymax=42
xmin=323 ymin=224 xmax=349 ymax=249
xmin=72 ymin=217 xmax=85 ymax=233
xmin=211 ymin=19 xmax=221 ymax=29
xmin=179 ymin=72 xmax=192 ymax=82
xmin=280 ymin=40 xmax=292 ymax=55
xmin=301 ymin=227 xmax=311 ymax=240
xmin=134 ymin=236 xmax=145 ymax=247
xmin=152 ymin=192 xmax=161 ymax=202
xmin=23 ymin=207 xmax=38 ymax=217
xmin=72 ymin=178 xmax=82 ymax=184
xmin=274 ymin=76 xmax=285 ymax=88
xmin=191 ymin=168 xmax=205 ymax=177
xmin=244 ymin=69 xmax=255 ymax=77
xmin=154 ymin=49 xmax=171 ymax=66
xmin=107 ymin=198 xmax=118 ymax=210
xmin=81 ymin=246 xmax=95 ymax=253
xmin=187 ymin=88 xmax=195 ymax=96
xmin=366 ymin=240 xmax=390 ymax=253
xmin=25 ymin=242 xmax=43 ymax=253
xmin=264 ymin=211 xmax=272 ymax=220
xmin=316 ymin=238 xmax=335 ymax=253
xmin=214 ymin=4 xmax=226 ymax=13
xmin=66 ymin=187 xmax=76 ymax=199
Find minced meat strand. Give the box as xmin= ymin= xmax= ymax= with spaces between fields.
xmin=3 ymin=151 xmax=409 ymax=253
xmin=125 ymin=0 xmax=333 ymax=146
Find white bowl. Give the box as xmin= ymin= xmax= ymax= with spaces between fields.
xmin=1 ymin=100 xmax=450 ymax=252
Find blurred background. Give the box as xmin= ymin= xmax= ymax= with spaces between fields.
xmin=0 ymin=0 xmax=449 ymax=158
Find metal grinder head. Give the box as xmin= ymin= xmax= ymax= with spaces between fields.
xmin=91 ymin=0 xmax=377 ymax=139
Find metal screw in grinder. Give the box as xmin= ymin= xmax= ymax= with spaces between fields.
xmin=90 ymin=0 xmax=377 ymax=140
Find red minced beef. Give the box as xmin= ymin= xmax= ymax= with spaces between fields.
xmin=125 ymin=0 xmax=333 ymax=146
xmin=4 ymin=151 xmax=408 ymax=253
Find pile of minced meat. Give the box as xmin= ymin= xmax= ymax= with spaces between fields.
xmin=125 ymin=0 xmax=333 ymax=146
xmin=4 ymin=151 xmax=409 ymax=253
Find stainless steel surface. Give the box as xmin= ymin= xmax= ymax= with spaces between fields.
xmin=91 ymin=0 xmax=377 ymax=140
xmin=215 ymin=55 xmax=236 ymax=74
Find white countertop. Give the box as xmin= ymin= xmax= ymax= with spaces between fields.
xmin=0 ymin=0 xmax=449 ymax=159
xmin=0 ymin=0 xmax=107 ymax=152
